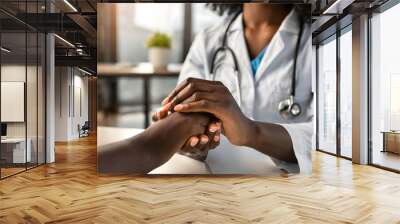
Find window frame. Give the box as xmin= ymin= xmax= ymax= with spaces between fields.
xmin=315 ymin=23 xmax=353 ymax=161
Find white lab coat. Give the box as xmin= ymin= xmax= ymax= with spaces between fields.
xmin=178 ymin=9 xmax=314 ymax=174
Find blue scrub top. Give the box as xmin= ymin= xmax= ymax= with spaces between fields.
xmin=250 ymin=47 xmax=267 ymax=76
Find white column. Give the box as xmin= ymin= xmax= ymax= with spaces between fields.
xmin=46 ymin=33 xmax=55 ymax=163
xmin=352 ymin=14 xmax=369 ymax=164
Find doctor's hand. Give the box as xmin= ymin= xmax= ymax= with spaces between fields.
xmin=152 ymin=102 xmax=221 ymax=159
xmin=162 ymin=78 xmax=254 ymax=146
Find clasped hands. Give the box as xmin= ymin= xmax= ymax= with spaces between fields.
xmin=152 ymin=78 xmax=254 ymax=158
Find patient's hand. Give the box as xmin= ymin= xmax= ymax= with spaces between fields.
xmin=99 ymin=112 xmax=212 ymax=174
xmin=139 ymin=112 xmax=214 ymax=168
xmin=152 ymin=103 xmax=221 ymax=161
xmin=179 ymin=120 xmax=221 ymax=160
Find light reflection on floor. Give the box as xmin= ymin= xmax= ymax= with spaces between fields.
xmin=372 ymin=150 xmax=400 ymax=171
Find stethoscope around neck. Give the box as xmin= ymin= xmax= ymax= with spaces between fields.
xmin=209 ymin=11 xmax=304 ymax=120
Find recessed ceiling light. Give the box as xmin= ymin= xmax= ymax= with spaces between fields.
xmin=1 ymin=47 xmax=11 ymax=53
xmin=54 ymin=34 xmax=75 ymax=48
xmin=63 ymin=0 xmax=78 ymax=12
xmin=78 ymin=67 xmax=93 ymax=76
xmin=322 ymin=0 xmax=354 ymax=15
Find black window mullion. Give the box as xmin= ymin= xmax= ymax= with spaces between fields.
xmin=25 ymin=0 xmax=28 ymax=171
xmin=315 ymin=44 xmax=320 ymax=151
xmin=367 ymin=11 xmax=373 ymax=165
xmin=44 ymin=31 xmax=47 ymax=164
xmin=336 ymin=28 xmax=341 ymax=157
xmin=36 ymin=0 xmax=39 ymax=168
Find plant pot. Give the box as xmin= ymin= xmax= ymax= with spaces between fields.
xmin=148 ymin=47 xmax=170 ymax=69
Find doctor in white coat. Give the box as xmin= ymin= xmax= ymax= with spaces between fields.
xmin=156 ymin=3 xmax=313 ymax=174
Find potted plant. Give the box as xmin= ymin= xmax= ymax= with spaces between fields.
xmin=146 ymin=32 xmax=171 ymax=69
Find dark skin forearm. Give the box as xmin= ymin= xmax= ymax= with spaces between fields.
xmin=244 ymin=120 xmax=297 ymax=163
xmin=98 ymin=112 xmax=209 ymax=174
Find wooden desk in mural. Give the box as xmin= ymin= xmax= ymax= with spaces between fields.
xmin=98 ymin=63 xmax=181 ymax=128
xmin=382 ymin=131 xmax=400 ymax=154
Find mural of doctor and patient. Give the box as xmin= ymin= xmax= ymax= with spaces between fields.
xmin=97 ymin=3 xmax=313 ymax=175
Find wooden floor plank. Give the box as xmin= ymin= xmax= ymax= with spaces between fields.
xmin=0 ymin=135 xmax=400 ymax=223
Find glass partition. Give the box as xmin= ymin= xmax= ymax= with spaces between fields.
xmin=0 ymin=1 xmax=46 ymax=179
xmin=1 ymin=30 xmax=28 ymax=177
xmin=317 ymin=36 xmax=337 ymax=154
xmin=27 ymin=31 xmax=38 ymax=169
xmin=370 ymin=3 xmax=400 ymax=171
xmin=339 ymin=28 xmax=352 ymax=158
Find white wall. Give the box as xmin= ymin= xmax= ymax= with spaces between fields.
xmin=72 ymin=73 xmax=89 ymax=138
xmin=55 ymin=66 xmax=69 ymax=141
xmin=54 ymin=67 xmax=89 ymax=141
xmin=1 ymin=65 xmax=36 ymax=138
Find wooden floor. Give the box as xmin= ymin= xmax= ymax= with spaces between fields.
xmin=1 ymin=163 xmax=45 ymax=178
xmin=1 ymin=135 xmax=400 ymax=223
xmin=1 ymin=167 xmax=26 ymax=178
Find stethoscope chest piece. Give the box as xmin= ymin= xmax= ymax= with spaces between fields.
xmin=278 ymin=95 xmax=301 ymax=120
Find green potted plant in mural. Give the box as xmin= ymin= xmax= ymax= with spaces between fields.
xmin=146 ymin=32 xmax=171 ymax=68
